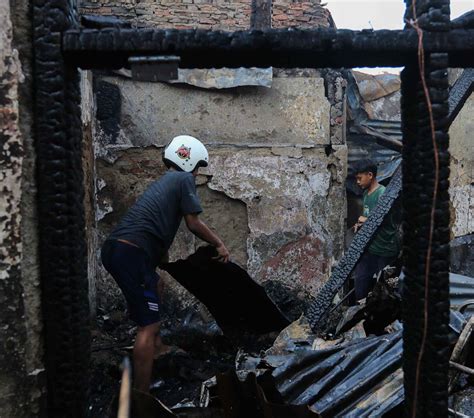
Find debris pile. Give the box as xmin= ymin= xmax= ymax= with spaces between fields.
xmin=95 ymin=249 xmax=474 ymax=417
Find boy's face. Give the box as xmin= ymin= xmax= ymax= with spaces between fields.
xmin=356 ymin=171 xmax=374 ymax=190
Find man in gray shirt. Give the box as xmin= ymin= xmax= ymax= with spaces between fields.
xmin=101 ymin=135 xmax=230 ymax=393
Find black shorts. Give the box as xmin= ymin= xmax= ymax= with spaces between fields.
xmin=101 ymin=240 xmax=160 ymax=326
xmin=353 ymin=252 xmax=395 ymax=300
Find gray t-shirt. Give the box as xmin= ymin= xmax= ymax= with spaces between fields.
xmin=108 ymin=171 xmax=202 ymax=266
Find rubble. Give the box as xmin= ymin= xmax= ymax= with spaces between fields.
xmin=449 ymin=316 xmax=474 ymax=393
xmin=103 ymin=251 xmax=474 ymax=418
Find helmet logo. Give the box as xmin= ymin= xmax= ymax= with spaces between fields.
xmin=176 ymin=145 xmax=191 ymax=160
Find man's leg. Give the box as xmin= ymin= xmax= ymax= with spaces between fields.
xmin=154 ymin=328 xmax=173 ymax=358
xmin=354 ymin=252 xmax=373 ymax=300
xmin=355 ymin=253 xmax=395 ymax=300
xmin=374 ymin=255 xmax=395 ymax=274
xmin=153 ymin=278 xmax=174 ymax=357
xmin=133 ymin=322 xmax=160 ymax=392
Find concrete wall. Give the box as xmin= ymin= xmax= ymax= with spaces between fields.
xmin=80 ymin=0 xmax=345 ymax=319
xmin=94 ymin=72 xmax=347 ymax=319
xmin=449 ymin=91 xmax=474 ymax=239
xmin=81 ymin=70 xmax=99 ymax=316
xmin=0 ymin=1 xmax=45 ymax=415
xmin=79 ymin=0 xmax=332 ymax=30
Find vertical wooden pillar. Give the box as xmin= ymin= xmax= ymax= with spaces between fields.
xmin=401 ymin=1 xmax=451 ymax=416
xmin=33 ymin=0 xmax=90 ymax=415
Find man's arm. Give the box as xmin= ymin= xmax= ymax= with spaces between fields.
xmin=184 ymin=213 xmax=230 ymax=262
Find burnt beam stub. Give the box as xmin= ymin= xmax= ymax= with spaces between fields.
xmin=33 ymin=0 xmax=90 ymax=415
xmin=251 ymin=0 xmax=272 ymax=30
xmin=401 ymin=0 xmax=451 ymax=416
xmin=306 ymin=167 xmax=402 ymax=331
xmin=62 ymin=28 xmax=474 ymax=70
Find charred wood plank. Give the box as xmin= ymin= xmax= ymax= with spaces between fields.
xmin=62 ymin=28 xmax=474 ymax=69
xmin=448 ymin=68 xmax=474 ymax=126
xmin=306 ymin=167 xmax=402 ymax=332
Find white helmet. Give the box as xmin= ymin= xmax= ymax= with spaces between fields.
xmin=162 ymin=135 xmax=209 ymax=173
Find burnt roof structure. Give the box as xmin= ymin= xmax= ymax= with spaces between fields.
xmin=32 ymin=0 xmax=474 ymax=416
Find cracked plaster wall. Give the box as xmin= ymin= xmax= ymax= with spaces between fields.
xmin=449 ymin=91 xmax=474 ymax=239
xmin=1 ymin=1 xmax=45 ymax=415
xmin=94 ymin=73 xmax=347 ymax=319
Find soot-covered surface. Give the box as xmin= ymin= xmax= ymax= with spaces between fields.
xmin=162 ymin=246 xmax=290 ymax=335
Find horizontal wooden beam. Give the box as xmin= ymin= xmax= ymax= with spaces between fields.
xmin=63 ymin=28 xmax=474 ymax=69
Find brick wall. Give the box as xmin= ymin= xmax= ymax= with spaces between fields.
xmin=79 ymin=0 xmax=331 ymax=30
xmin=272 ymin=0 xmax=331 ymax=29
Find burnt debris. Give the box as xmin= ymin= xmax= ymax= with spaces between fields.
xmin=31 ymin=0 xmax=474 ymax=414
xmin=162 ymin=246 xmax=290 ymax=336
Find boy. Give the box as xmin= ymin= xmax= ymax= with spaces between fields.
xmin=352 ymin=159 xmax=400 ymax=301
xmin=101 ymin=135 xmax=230 ymax=392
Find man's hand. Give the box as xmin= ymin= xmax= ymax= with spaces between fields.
xmin=185 ymin=213 xmax=231 ymax=263
xmin=353 ymin=216 xmax=368 ymax=233
xmin=214 ymin=244 xmax=230 ymax=263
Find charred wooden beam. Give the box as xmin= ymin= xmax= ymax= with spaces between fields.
xmin=62 ymin=28 xmax=474 ymax=69
xmin=33 ymin=0 xmax=90 ymax=415
xmin=306 ymin=167 xmax=402 ymax=331
xmin=401 ymin=2 xmax=451 ymax=416
xmin=448 ymin=68 xmax=474 ymax=126
xmin=451 ymin=10 xmax=474 ymax=29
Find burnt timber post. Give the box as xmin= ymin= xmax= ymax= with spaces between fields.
xmin=31 ymin=0 xmax=473 ymax=415
xmin=401 ymin=1 xmax=451 ymax=416
xmin=33 ymin=0 xmax=90 ymax=416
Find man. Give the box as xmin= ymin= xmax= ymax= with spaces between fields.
xmin=352 ymin=159 xmax=400 ymax=301
xmin=101 ymin=135 xmax=230 ymax=392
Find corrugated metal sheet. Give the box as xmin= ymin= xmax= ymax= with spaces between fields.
xmin=347 ymin=119 xmax=402 ymax=195
xmin=217 ymin=312 xmax=469 ymax=418
xmin=272 ymin=331 xmax=404 ymax=417
xmin=364 ymin=119 xmax=402 ymax=141
xmin=450 ymin=272 xmax=474 ymax=315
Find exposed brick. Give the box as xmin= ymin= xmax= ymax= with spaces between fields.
xmin=273 ymin=14 xmax=288 ymax=21
xmin=80 ymin=0 xmax=329 ymax=30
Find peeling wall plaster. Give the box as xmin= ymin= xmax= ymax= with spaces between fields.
xmin=93 ymin=74 xmax=347 ymax=319
xmin=449 ymin=92 xmax=474 ymax=238
xmin=1 ymin=1 xmax=45 ymax=415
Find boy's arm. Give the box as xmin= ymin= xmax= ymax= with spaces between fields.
xmin=184 ymin=213 xmax=230 ymax=262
